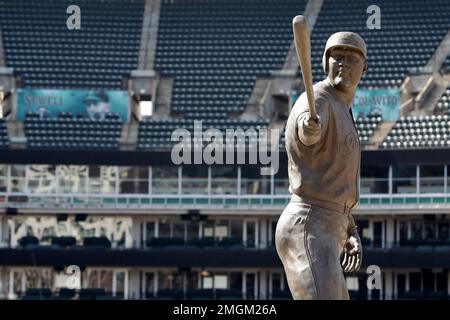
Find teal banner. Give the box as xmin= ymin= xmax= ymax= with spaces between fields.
xmin=352 ymin=89 xmax=400 ymax=121
xmin=17 ymin=89 xmax=129 ymax=122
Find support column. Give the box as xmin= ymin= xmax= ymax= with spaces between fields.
xmin=384 ymin=269 xmax=393 ymax=300
xmin=128 ymin=269 xmax=140 ymax=300
xmin=258 ymin=270 xmax=268 ymax=300
xmin=131 ymin=217 xmax=142 ymax=249
xmin=386 ymin=218 xmax=395 ymax=248
xmin=259 ymin=220 xmax=267 ymax=249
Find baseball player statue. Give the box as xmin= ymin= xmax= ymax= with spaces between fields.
xmin=275 ymin=18 xmax=368 ymax=300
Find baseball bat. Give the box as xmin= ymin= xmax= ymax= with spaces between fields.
xmin=292 ymin=15 xmax=316 ymax=119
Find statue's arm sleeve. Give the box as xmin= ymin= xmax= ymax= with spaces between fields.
xmin=296 ymin=97 xmax=330 ymax=146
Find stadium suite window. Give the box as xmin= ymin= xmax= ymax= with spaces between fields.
xmin=202 ymin=219 xmax=242 ymax=241
xmin=57 ymin=165 xmax=88 ymax=193
xmin=240 ymin=167 xmax=270 ymax=195
xmin=360 ymin=165 xmax=389 ymax=194
xmin=88 ymin=166 xmax=116 ymax=194
xmin=420 ymin=165 xmax=444 ymax=193
xmin=274 ymin=166 xmax=289 ymax=195
xmin=392 ymin=165 xmax=417 ymax=194
xmin=400 ymin=217 xmax=450 ymax=244
xmin=182 ymin=166 xmax=208 ymax=195
xmin=0 ymin=164 xmax=7 ymax=192
xmin=211 ymin=166 xmax=237 ymax=195
xmin=27 ymin=165 xmax=56 ymax=194
xmin=11 ymin=165 xmax=26 ymax=193
xmin=84 ymin=269 xmax=113 ymax=292
xmin=152 ymin=166 xmax=178 ymax=194
xmin=118 ymin=166 xmax=149 ymax=194
xmin=158 ymin=271 xmax=184 ymax=291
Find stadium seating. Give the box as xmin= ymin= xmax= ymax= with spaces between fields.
xmin=138 ymin=118 xmax=269 ymax=150
xmin=24 ymin=112 xmax=122 ymax=149
xmin=0 ymin=119 xmax=10 ymax=148
xmin=155 ymin=0 xmax=306 ymax=118
xmin=0 ymin=0 xmax=144 ymax=89
xmin=381 ymin=114 xmax=450 ymax=149
xmin=435 ymin=85 xmax=450 ymax=114
xmin=355 ymin=110 xmax=382 ymax=145
xmin=137 ymin=0 xmax=307 ymax=150
xmin=311 ymin=0 xmax=450 ymax=88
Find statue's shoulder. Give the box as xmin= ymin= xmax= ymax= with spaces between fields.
xmin=293 ymin=80 xmax=332 ymax=113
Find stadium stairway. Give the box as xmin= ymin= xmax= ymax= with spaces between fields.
xmin=137 ymin=0 xmax=160 ymax=71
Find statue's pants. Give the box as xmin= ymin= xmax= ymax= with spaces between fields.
xmin=275 ymin=197 xmax=351 ymax=300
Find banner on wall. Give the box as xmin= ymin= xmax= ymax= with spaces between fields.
xmin=352 ymin=88 xmax=400 ymax=121
xmin=16 ymin=89 xmax=129 ymax=122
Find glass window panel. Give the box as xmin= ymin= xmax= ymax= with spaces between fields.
xmin=158 ymin=219 xmax=171 ymax=237
xmin=152 ymin=166 xmax=178 ymax=195
xmin=214 ymin=275 xmax=228 ymax=289
xmin=186 ymin=272 xmax=199 ymax=290
xmin=229 ymin=272 xmax=242 ymax=292
xmin=215 ymin=220 xmax=228 ymax=239
xmin=146 ymin=222 xmax=155 ymax=245
xmin=438 ymin=221 xmax=449 ymax=241
xmin=274 ymin=166 xmax=289 ymax=195
xmin=12 ymin=165 xmax=26 ymax=177
xmin=420 ymin=165 xmax=444 ymax=193
xmin=399 ymin=221 xmax=408 ymax=245
xmin=27 ymin=165 xmax=56 ymax=194
xmin=145 ymin=273 xmax=155 ymax=298
xmin=57 ymin=165 xmax=88 ymax=193
xmin=424 ymin=221 xmax=436 ymax=240
xmin=393 ymin=165 xmax=417 ymax=194
xmin=182 ymin=166 xmax=208 ymax=195
xmin=211 ymin=166 xmax=237 ymax=195
xmin=172 ymin=221 xmax=185 ymax=239
xmin=114 ymin=272 xmax=125 ymax=297
xmin=119 ymin=166 xmax=148 ymax=180
xmin=171 ymin=272 xmax=184 ymax=290
xmin=0 ymin=165 xmax=7 ymax=192
xmin=202 ymin=221 xmax=214 ymax=237
xmin=119 ymin=181 xmax=148 ymax=194
xmin=272 ymin=273 xmax=282 ymax=291
xmin=88 ymin=166 xmax=116 ymax=194
xmin=187 ymin=221 xmax=199 ymax=241
xmin=118 ymin=166 xmax=149 ymax=194
xmin=411 ymin=220 xmax=423 ymax=240
xmin=0 ymin=178 xmax=6 ymax=192
xmin=203 ymin=276 xmax=213 ymax=289
xmin=240 ymin=167 xmax=270 ymax=195
xmin=360 ymin=166 xmax=389 ymax=194
xmin=158 ymin=271 xmax=171 ymax=290
xmin=230 ymin=220 xmax=243 ymax=240
xmin=0 ymin=164 xmax=7 ymax=177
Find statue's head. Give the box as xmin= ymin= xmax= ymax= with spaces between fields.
xmin=322 ymin=32 xmax=368 ymax=93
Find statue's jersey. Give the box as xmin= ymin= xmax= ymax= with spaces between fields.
xmin=285 ymin=78 xmax=360 ymax=210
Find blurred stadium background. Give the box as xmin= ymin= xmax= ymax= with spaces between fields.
xmin=0 ymin=0 xmax=450 ymax=300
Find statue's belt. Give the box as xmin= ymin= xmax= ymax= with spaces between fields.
xmin=290 ymin=194 xmax=353 ymax=215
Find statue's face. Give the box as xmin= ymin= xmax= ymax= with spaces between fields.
xmin=327 ymin=47 xmax=366 ymax=93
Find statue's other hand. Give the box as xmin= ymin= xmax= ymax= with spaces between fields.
xmin=341 ymin=233 xmax=362 ymax=272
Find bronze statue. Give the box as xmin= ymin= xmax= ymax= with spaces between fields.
xmin=275 ymin=31 xmax=368 ymax=300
